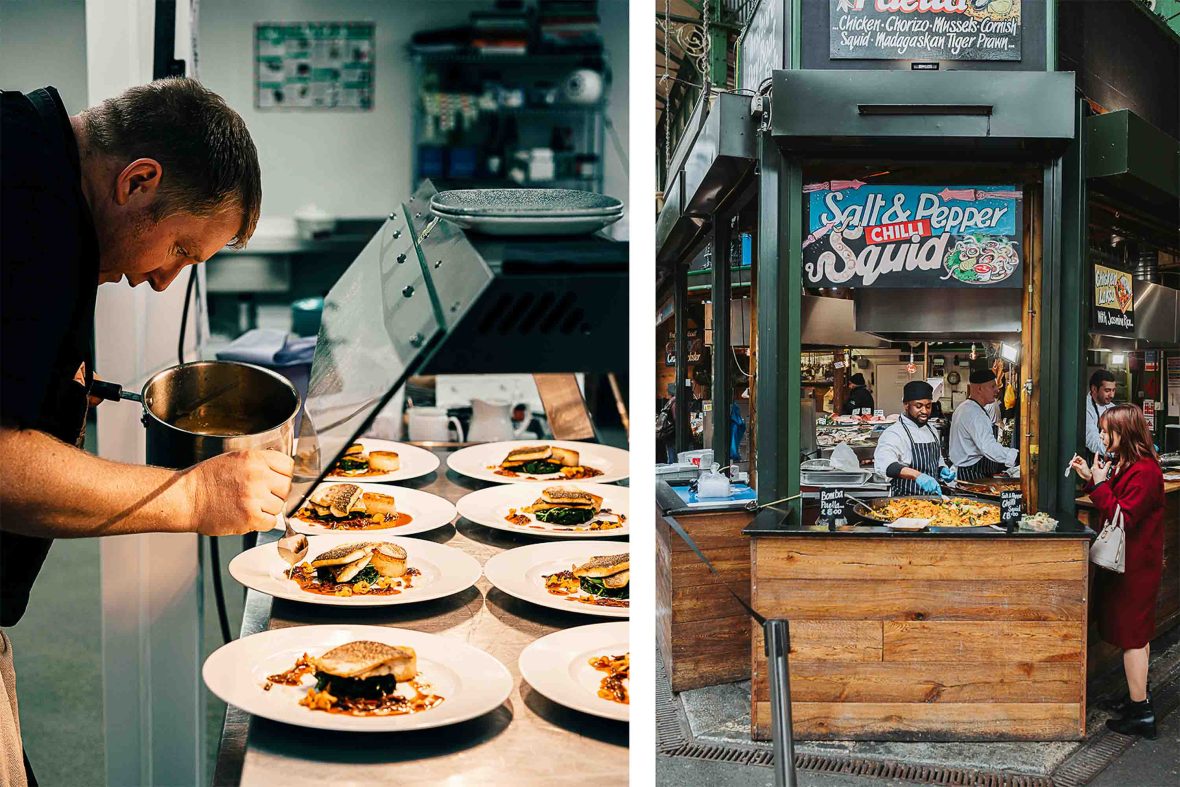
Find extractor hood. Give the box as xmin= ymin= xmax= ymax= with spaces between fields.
xmin=854 ymin=288 xmax=1023 ymax=341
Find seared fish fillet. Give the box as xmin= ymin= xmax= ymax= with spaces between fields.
xmin=310 ymin=543 xmax=375 ymax=568
xmin=315 ymin=641 xmax=417 ymax=681
xmin=504 ymin=445 xmax=553 ymax=465
xmin=573 ymin=553 xmax=629 ymax=578
xmin=310 ymin=484 xmax=365 ymax=517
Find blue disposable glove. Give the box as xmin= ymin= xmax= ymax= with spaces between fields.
xmin=939 ymin=466 xmax=957 ymax=483
xmin=915 ymin=473 xmax=942 ymax=495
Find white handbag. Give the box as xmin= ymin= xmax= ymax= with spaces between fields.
xmin=1090 ymin=504 xmax=1126 ymax=574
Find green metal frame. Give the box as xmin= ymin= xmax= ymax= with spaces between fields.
xmin=711 ymin=220 xmax=733 ymax=468
xmin=674 ymin=261 xmax=690 ymax=455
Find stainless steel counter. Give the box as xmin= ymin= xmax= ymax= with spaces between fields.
xmin=212 ymin=446 xmax=628 ymax=786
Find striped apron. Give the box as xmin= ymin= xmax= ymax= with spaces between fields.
xmin=956 ymin=400 xmax=1008 ymax=481
xmin=891 ymin=420 xmax=942 ymax=497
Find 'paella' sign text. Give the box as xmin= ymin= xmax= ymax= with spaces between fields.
xmin=803 ymin=184 xmax=1023 ymax=289
xmin=830 ymin=0 xmax=1022 ymax=61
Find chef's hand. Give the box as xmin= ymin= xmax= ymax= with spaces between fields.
xmin=1091 ymin=454 xmax=1110 ymax=486
xmin=915 ymin=474 xmax=942 ymax=495
xmin=1069 ymin=454 xmax=1092 ymax=482
xmin=182 ymin=450 xmax=294 ymax=536
xmin=939 ymin=466 xmax=957 ymax=483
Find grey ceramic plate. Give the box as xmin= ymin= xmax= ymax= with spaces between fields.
xmin=431 ymin=189 xmax=624 ymax=216
xmin=436 ymin=211 xmax=623 ymax=236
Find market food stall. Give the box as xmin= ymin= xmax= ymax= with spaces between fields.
xmin=654 ymin=0 xmax=1131 ymax=742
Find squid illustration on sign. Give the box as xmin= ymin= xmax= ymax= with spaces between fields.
xmin=941 ymin=234 xmax=1021 ymax=285
xmin=806 ymin=221 xmax=864 ymax=285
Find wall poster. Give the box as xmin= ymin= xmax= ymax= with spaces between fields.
xmin=829 ymin=0 xmax=1022 ymax=62
xmin=1091 ymin=264 xmax=1135 ymax=334
xmin=803 ymin=183 xmax=1023 ymax=288
xmin=256 ymin=22 xmax=374 ymax=110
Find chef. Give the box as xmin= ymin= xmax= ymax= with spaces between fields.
xmin=949 ymin=368 xmax=1019 ymax=481
xmin=1085 ymin=369 xmax=1117 ymax=459
xmin=1 ymin=79 xmax=290 ymax=787
xmin=841 ymin=373 xmax=875 ymax=415
xmin=873 ymin=381 xmax=955 ymax=496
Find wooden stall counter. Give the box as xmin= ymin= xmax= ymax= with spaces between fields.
xmin=745 ymin=511 xmax=1095 ymax=742
xmin=1076 ymin=480 xmax=1180 ymax=680
xmin=657 ymin=481 xmax=755 ymax=692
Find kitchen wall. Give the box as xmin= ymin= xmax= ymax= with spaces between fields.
xmin=197 ymin=0 xmax=630 ymax=233
xmin=0 ymin=0 xmax=88 ymax=110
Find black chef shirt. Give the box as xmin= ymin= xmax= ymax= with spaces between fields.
xmin=1 ymin=87 xmax=99 ymax=627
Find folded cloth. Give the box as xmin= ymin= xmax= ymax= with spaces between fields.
xmin=1 ymin=632 xmax=29 ymax=787
xmin=215 ymin=329 xmax=315 ymax=368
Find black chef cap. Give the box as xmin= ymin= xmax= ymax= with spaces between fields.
xmin=849 ymin=373 xmax=866 ymax=386
xmin=969 ymin=368 xmax=997 ymax=384
xmin=902 ymin=381 xmax=934 ymax=402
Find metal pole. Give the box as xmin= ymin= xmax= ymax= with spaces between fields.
xmin=764 ymin=618 xmax=798 ymax=787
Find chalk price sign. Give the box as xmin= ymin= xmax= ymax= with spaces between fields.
xmin=819 ymin=488 xmax=847 ymax=526
xmin=1000 ymin=489 xmax=1022 ymax=531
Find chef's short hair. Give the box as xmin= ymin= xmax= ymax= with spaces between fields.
xmin=81 ymin=78 xmax=261 ymax=248
xmin=1089 ymin=369 xmax=1116 ymax=389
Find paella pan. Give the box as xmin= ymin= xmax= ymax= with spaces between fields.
xmin=849 ymin=495 xmax=1001 ymax=529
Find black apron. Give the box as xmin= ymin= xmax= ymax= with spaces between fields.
xmin=891 ymin=419 xmax=942 ymax=497
xmin=956 ymin=400 xmax=1007 ymax=481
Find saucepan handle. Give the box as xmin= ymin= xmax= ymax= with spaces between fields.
xmin=91 ymin=379 xmax=143 ymax=404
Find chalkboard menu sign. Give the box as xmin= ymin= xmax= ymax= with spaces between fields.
xmin=829 ymin=0 xmax=1022 ymax=62
xmin=1000 ymin=489 xmax=1022 ymax=531
xmin=819 ymin=488 xmax=847 ymax=528
xmin=1092 ymin=264 xmax=1135 ymax=335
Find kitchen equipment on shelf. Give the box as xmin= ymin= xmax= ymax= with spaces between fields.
xmin=293 ymin=204 xmax=336 ymax=240
xmin=467 ymin=398 xmax=530 ymax=443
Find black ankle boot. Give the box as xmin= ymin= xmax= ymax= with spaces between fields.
xmin=1106 ymin=681 xmax=1152 ymax=714
xmin=1105 ymin=698 xmax=1158 ymax=740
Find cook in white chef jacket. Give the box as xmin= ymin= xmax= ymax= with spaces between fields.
xmin=949 ymin=368 xmax=1019 ymax=481
xmin=1085 ymin=369 xmax=1117 ymax=459
xmin=873 ymin=380 xmax=955 ymax=497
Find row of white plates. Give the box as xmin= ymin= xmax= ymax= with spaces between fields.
xmin=203 ymin=440 xmax=631 ymax=733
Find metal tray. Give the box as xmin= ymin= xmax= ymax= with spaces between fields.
xmin=848 ymin=495 xmax=1000 ymax=529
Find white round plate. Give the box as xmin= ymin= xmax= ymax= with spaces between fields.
xmin=446 ymin=440 xmax=629 ymax=485
xmin=435 ymin=211 xmax=622 ymax=237
xmin=483 ymin=540 xmax=629 ymax=618
xmin=519 ymin=622 xmax=629 ymax=722
xmin=285 ymin=482 xmax=456 ymax=536
xmin=228 ymin=533 xmax=481 ymax=607
xmin=202 ymin=624 xmax=512 ymax=732
xmin=325 ymin=439 xmax=441 ymax=483
xmin=456 ymin=482 xmax=629 ymax=539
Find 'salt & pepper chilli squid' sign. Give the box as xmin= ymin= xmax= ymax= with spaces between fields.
xmin=830 ymin=0 xmax=1022 ymax=61
xmin=1092 ymin=264 xmax=1135 ymax=334
xmin=803 ymin=184 xmax=1023 ymax=289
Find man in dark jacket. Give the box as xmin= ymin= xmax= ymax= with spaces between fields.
xmin=841 ymin=373 xmax=875 ymax=415
xmin=0 ymin=79 xmax=292 ymax=787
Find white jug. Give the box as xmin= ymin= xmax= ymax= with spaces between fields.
xmin=468 ymin=398 xmax=529 ymax=443
xmin=407 ymin=406 xmax=464 ymax=443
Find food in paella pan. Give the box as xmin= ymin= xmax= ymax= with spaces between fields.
xmin=864 ymin=497 xmax=1001 ymax=528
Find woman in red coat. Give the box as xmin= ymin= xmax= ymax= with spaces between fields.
xmin=1071 ymin=404 xmax=1164 ymax=739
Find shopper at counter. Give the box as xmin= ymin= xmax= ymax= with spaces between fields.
xmin=1 ymin=79 xmax=288 ymax=787
xmin=949 ymin=368 xmax=1019 ymax=481
xmin=1085 ymin=369 xmax=1117 ymax=459
xmin=840 ymin=373 xmax=875 ymax=416
xmin=1070 ymin=404 xmax=1164 ymax=739
xmin=873 ymin=381 xmax=955 ymax=496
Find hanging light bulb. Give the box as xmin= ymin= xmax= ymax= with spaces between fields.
xmin=970 ymin=343 xmax=977 ymax=361
xmin=906 ymin=348 xmax=916 ymax=376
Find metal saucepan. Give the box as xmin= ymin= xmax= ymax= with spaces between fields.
xmin=92 ymin=360 xmax=300 ymax=470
